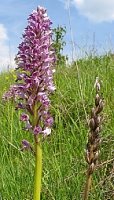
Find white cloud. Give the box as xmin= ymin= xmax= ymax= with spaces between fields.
xmin=0 ymin=24 xmax=15 ymax=72
xmin=0 ymin=24 xmax=8 ymax=40
xmin=63 ymin=0 xmax=114 ymax=22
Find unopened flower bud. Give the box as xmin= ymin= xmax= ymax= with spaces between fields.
xmin=20 ymin=113 xmax=29 ymax=121
xmin=21 ymin=139 xmax=31 ymax=151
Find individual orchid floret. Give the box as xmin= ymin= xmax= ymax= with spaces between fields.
xmin=21 ymin=139 xmax=31 ymax=150
xmin=20 ymin=113 xmax=29 ymax=122
xmin=33 ymin=126 xmax=42 ymax=135
xmin=43 ymin=127 xmax=51 ymax=137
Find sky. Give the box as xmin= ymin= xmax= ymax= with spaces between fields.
xmin=0 ymin=0 xmax=114 ymax=71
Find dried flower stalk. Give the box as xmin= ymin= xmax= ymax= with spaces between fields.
xmin=83 ymin=77 xmax=104 ymax=200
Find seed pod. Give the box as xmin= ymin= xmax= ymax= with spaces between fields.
xmin=96 ymin=82 xmax=100 ymax=92
xmin=89 ymin=163 xmax=95 ymax=174
xmin=98 ymin=100 xmax=104 ymax=112
xmin=94 ymin=127 xmax=100 ymax=136
xmin=95 ymin=116 xmax=101 ymax=126
xmin=89 ymin=118 xmax=95 ymax=130
xmin=94 ymin=151 xmax=99 ymax=161
xmin=94 ymin=77 xmax=100 ymax=91
xmin=94 ymin=138 xmax=101 ymax=148
xmin=96 ymin=100 xmax=103 ymax=114
xmin=95 ymin=94 xmax=100 ymax=106
xmin=91 ymin=107 xmax=95 ymax=118
xmin=92 ymin=143 xmax=98 ymax=151
xmin=85 ymin=150 xmax=90 ymax=164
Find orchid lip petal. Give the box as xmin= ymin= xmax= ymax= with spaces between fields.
xmin=43 ymin=127 xmax=51 ymax=136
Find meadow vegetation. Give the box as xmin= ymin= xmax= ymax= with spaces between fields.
xmin=0 ymin=54 xmax=114 ymax=199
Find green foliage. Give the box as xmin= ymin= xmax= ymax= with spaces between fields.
xmin=52 ymin=26 xmax=67 ymax=65
xmin=0 ymin=55 xmax=114 ymax=199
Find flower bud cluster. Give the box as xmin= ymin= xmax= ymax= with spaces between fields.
xmin=86 ymin=77 xmax=104 ymax=174
xmin=3 ymin=6 xmax=56 ymax=141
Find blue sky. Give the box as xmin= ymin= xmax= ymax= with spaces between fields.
xmin=0 ymin=0 xmax=114 ymax=71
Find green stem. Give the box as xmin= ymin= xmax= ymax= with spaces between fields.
xmin=33 ymin=141 xmax=42 ymax=200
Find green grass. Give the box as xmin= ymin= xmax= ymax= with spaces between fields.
xmin=0 ymin=55 xmax=114 ymax=200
